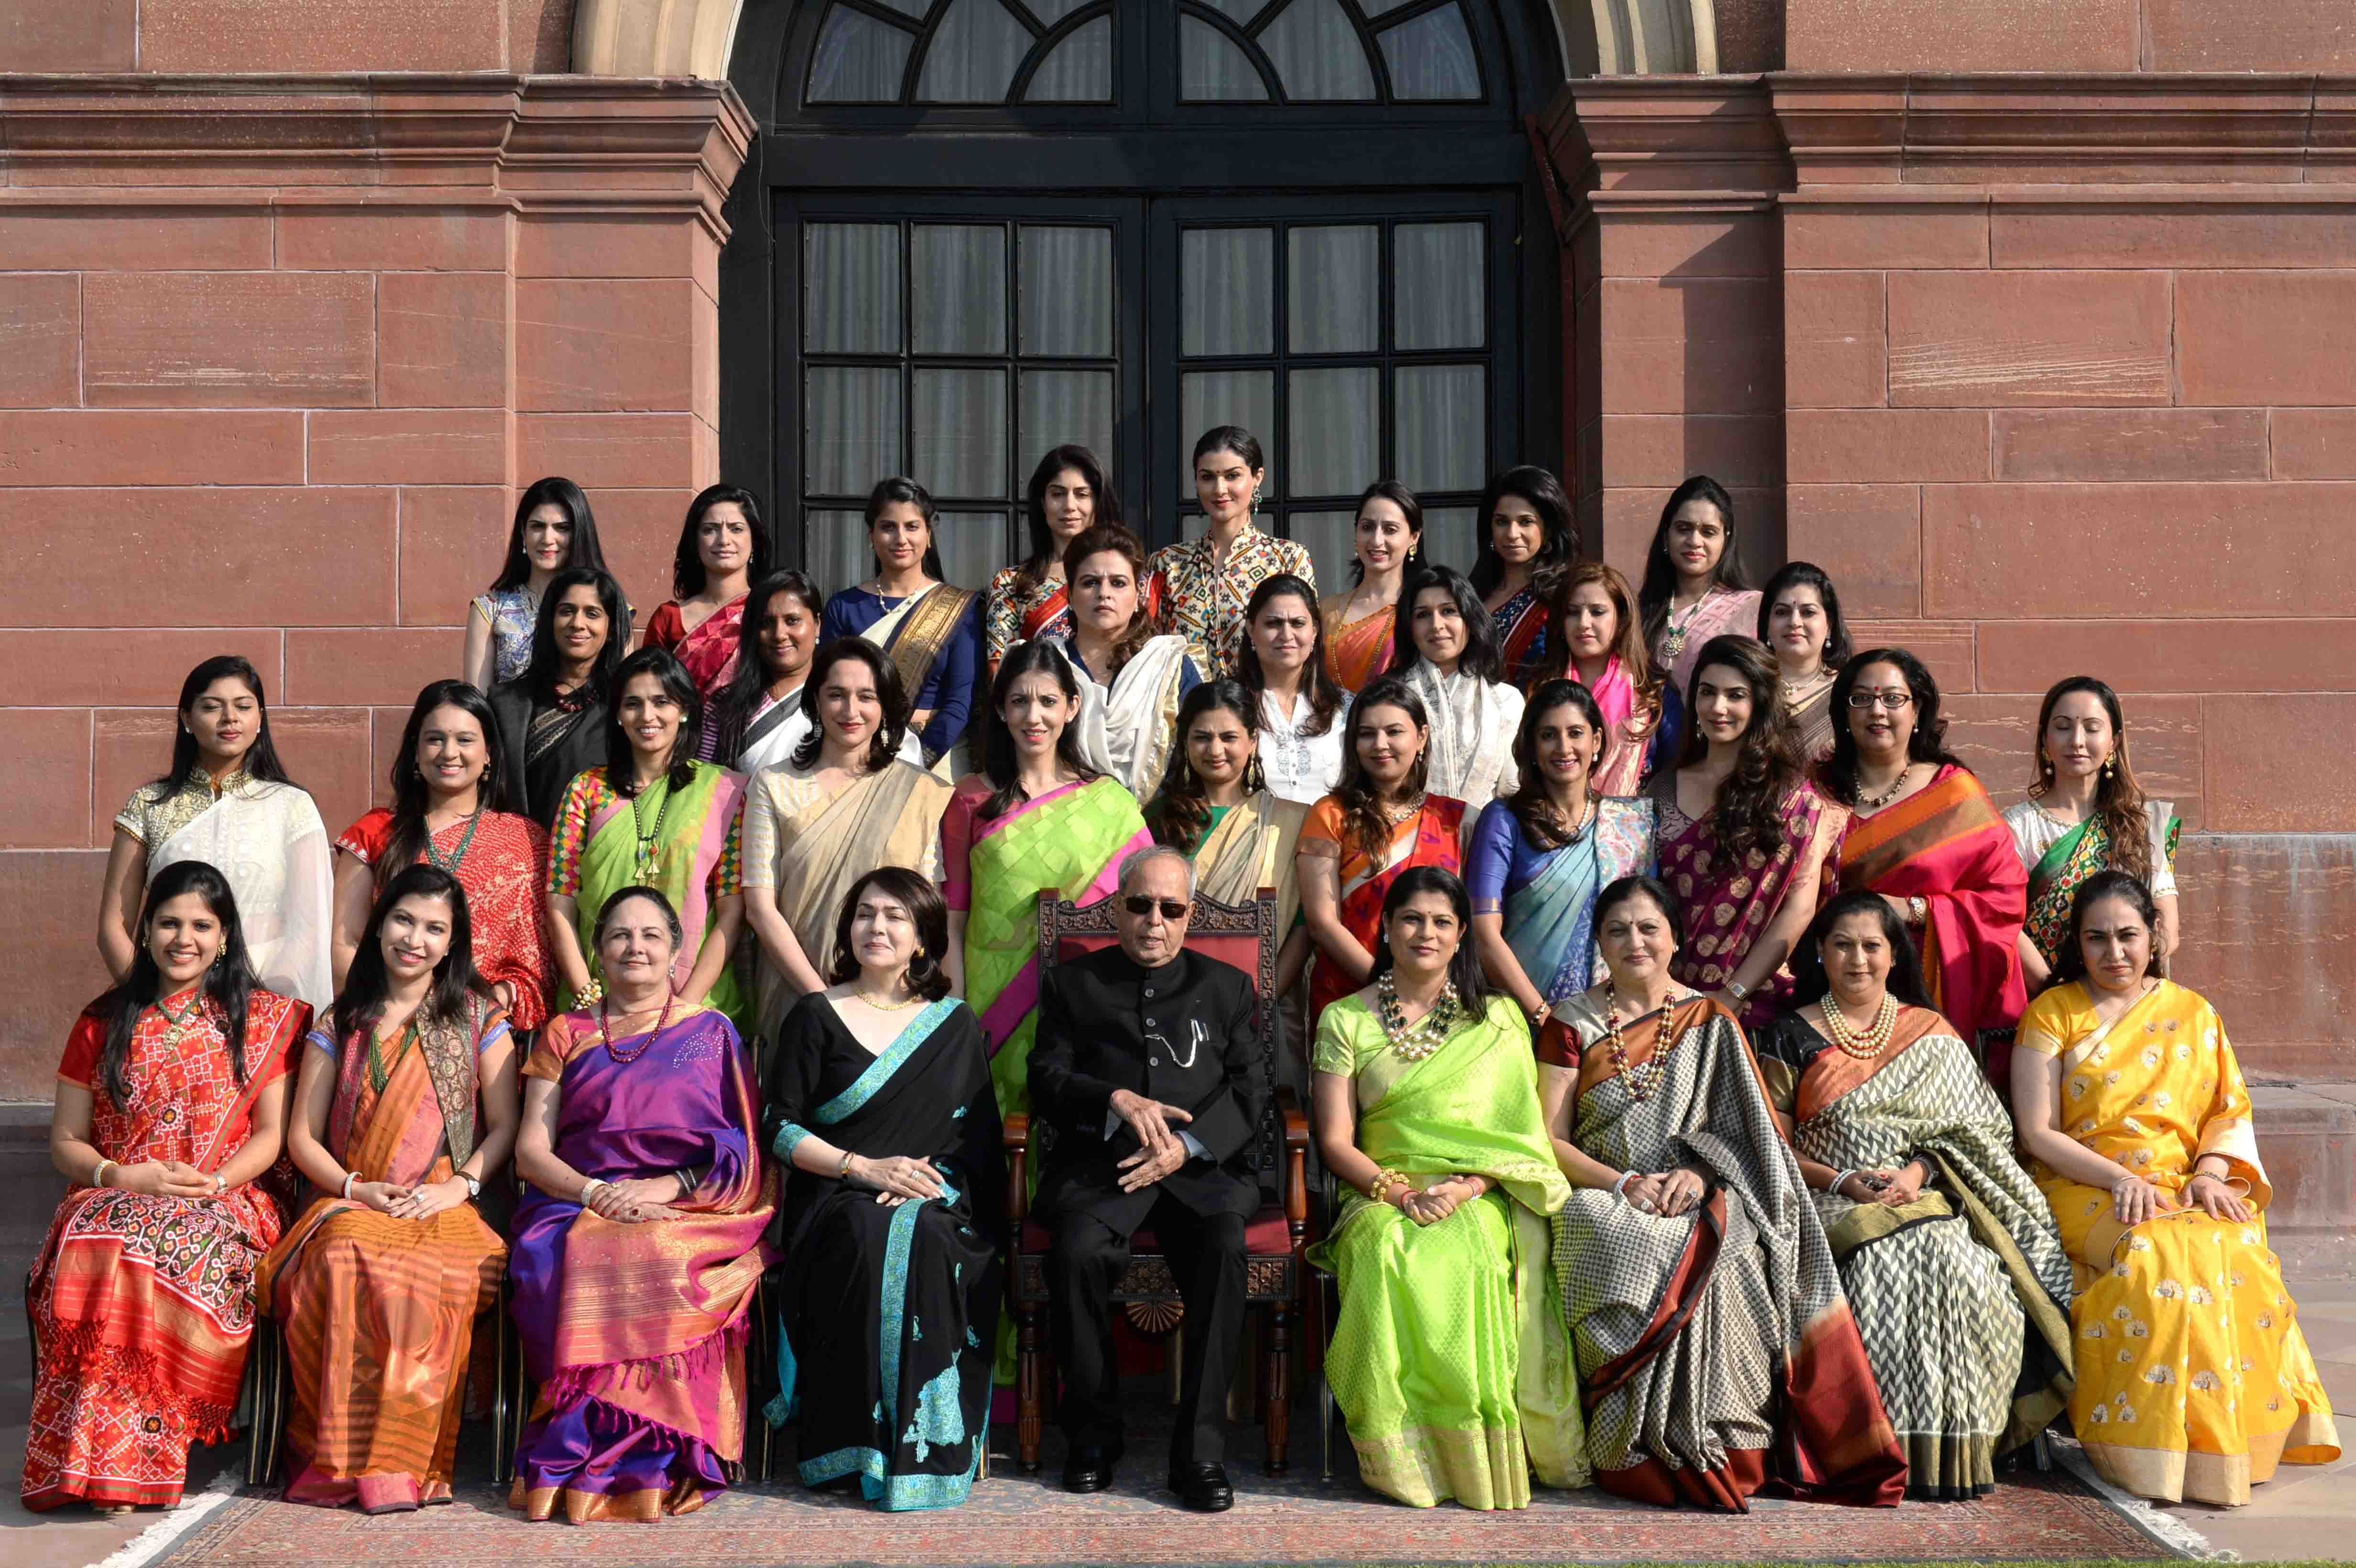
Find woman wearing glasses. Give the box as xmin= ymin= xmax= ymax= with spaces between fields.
xmin=1820 ymin=650 xmax=2027 ymax=1089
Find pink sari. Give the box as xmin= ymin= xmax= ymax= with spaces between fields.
xmin=1572 ymin=656 xmax=1664 ymax=796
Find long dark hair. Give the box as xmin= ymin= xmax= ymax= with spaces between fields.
xmin=788 ymin=638 xmax=910 ymax=772
xmin=1145 ymin=680 xmax=1264 ymax=850
xmin=327 ymin=863 xmax=494 ymax=1042
xmin=1063 ymin=522 xmax=1157 ymax=680
xmin=866 ymin=475 xmax=945 ymax=581
xmin=490 ymin=476 xmax=608 ymax=592
xmin=1757 ymin=560 xmax=1853 ymax=672
xmin=672 ymin=483 xmax=773 ymax=600
xmin=1820 ymin=647 xmax=1968 ymax=806
xmin=522 ymin=566 xmax=630 ymax=704
xmin=1237 ymin=573 xmax=1345 ymax=739
xmin=603 ymin=646 xmax=703 ymax=798
xmin=1470 ymin=465 xmax=1573 ymax=598
xmin=1505 ymin=679 xmax=1607 ymax=851
xmin=1638 ymin=475 xmax=1751 ymax=647
xmin=88 ymin=860 xmax=257 ymax=1111
xmin=1347 ymin=479 xmax=1426 ymax=588
xmin=1370 ymin=865 xmax=1491 ymax=1013
xmin=152 ymin=655 xmax=296 ymax=794
xmin=1334 ymin=676 xmax=1431 ymax=864
xmin=2051 ymin=869 xmax=2163 ymax=991
xmin=978 ymin=640 xmax=1098 ymax=823
xmin=827 ymin=866 xmax=952 ymax=1002
xmin=711 ymin=569 xmax=824 ymax=761
xmin=2028 ymin=676 xmax=2155 ymax=888
xmin=1789 ymin=890 xmax=1934 ymax=1011
xmin=1386 ymin=563 xmax=1505 ymax=686
xmin=1674 ymin=635 xmax=1801 ymax=860
xmin=1017 ymin=446 xmax=1123 ymax=595
xmin=378 ymin=681 xmax=508 ymax=892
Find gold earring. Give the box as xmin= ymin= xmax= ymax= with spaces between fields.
xmin=2101 ymin=758 xmax=2115 ymax=781
xmin=913 ymin=946 xmax=926 ymax=960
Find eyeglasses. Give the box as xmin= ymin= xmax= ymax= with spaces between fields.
xmin=1846 ymin=689 xmax=1915 ymax=711
xmin=1123 ymin=896 xmax=1190 ymax=921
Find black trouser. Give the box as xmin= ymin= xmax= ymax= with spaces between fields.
xmin=1046 ymin=1193 xmax=1248 ymax=1467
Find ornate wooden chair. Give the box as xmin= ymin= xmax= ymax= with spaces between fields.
xmin=1001 ymin=886 xmax=1310 ymax=1475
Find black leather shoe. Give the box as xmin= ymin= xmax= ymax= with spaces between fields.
xmin=1168 ymin=1460 xmax=1233 ymax=1512
xmin=1063 ymin=1449 xmax=1118 ymax=1493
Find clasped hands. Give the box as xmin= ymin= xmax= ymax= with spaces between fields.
xmin=1619 ymin=1168 xmax=1706 ymax=1217
xmin=2114 ymin=1169 xmax=2252 ymax=1225
xmin=350 ymin=1176 xmax=474 ymax=1220
xmin=580 ymin=1174 xmax=691 ymax=1224
xmin=1111 ymin=1089 xmax=1195 ymax=1193
xmin=845 ymin=1154 xmax=947 ymax=1208
xmin=1388 ymin=1174 xmax=1486 ymax=1226
xmin=105 ymin=1159 xmax=221 ymax=1199
xmin=1835 ymin=1164 xmax=1927 ymax=1208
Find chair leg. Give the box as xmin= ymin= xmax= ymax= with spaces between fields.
xmin=2032 ymin=1428 xmax=2052 ymax=1472
xmin=1016 ymin=1300 xmax=1045 ymax=1473
xmin=490 ymin=1284 xmax=516 ymax=1487
xmin=243 ymin=1318 xmax=285 ymax=1489
xmin=1262 ymin=1301 xmax=1291 ymax=1475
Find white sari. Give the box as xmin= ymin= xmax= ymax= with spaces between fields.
xmin=732 ymin=685 xmax=811 ymax=776
xmin=1404 ymin=663 xmax=1523 ymax=816
xmin=149 ymin=783 xmax=335 ymax=1008
xmin=1047 ymin=633 xmax=1195 ymax=799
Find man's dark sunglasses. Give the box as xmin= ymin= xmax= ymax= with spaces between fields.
xmin=1123 ymin=896 xmax=1190 ymax=920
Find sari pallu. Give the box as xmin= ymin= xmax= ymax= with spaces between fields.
xmin=257 ymin=999 xmax=510 ymax=1512
xmin=1321 ymin=595 xmax=1395 ymax=693
xmin=2018 ymin=801 xmax=2181 ymax=971
xmin=1652 ymin=777 xmax=1840 ymax=1030
xmin=509 ymin=1006 xmax=778 ymax=1522
xmin=764 ymin=998 xmax=1006 ymax=1510
xmin=647 ymin=597 xmax=747 ymax=761
xmin=986 ymin=568 xmax=1073 ymax=672
xmin=1307 ymin=995 xmax=1583 ymax=1509
xmin=1547 ymin=995 xmax=1905 ymax=1511
xmin=1757 ymin=1009 xmax=2075 ymax=1500
xmin=23 ymin=992 xmax=308 ymax=1511
xmin=1479 ymin=796 xmax=1655 ymax=1010
xmin=148 ymin=782 xmax=335 ymax=1010
xmin=1571 ymin=657 xmax=1675 ymax=798
xmin=1492 ymin=588 xmax=1549 ymax=691
xmin=1304 ymin=796 xmax=1468 ymax=1022
xmin=1046 ymin=632 xmax=1200 ymax=799
xmin=1404 ymin=663 xmax=1523 ymax=815
xmin=851 ymin=582 xmax=983 ymax=772
xmin=1189 ymin=791 xmax=1308 ymax=938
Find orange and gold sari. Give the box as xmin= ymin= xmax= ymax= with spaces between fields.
xmin=1320 ymin=593 xmax=1396 ymax=692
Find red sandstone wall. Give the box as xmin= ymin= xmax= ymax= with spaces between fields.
xmin=0 ymin=0 xmax=571 ymax=72
xmin=1787 ymin=0 xmax=2356 ymax=74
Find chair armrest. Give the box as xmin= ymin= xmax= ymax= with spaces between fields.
xmin=1003 ymin=1112 xmax=1029 ymax=1223
xmin=1276 ymin=1087 xmax=1309 ymax=1231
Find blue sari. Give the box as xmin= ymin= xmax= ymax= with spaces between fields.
xmin=1469 ymin=796 xmax=1657 ymax=1007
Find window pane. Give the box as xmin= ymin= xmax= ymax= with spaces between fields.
xmin=806 ymin=366 xmax=903 ymax=496
xmin=1021 ymin=370 xmax=1115 ymax=475
xmin=1181 ymin=228 xmax=1273 ymax=357
xmin=1024 ymin=14 xmax=1113 ymax=102
xmin=1020 ymin=226 xmax=1113 ymax=357
xmin=1287 ymin=366 xmax=1377 ymax=498
xmin=1359 ymin=0 xmax=1417 ymax=13
xmin=807 ymin=5 xmax=916 ymax=103
xmin=1287 ymin=226 xmax=1377 ymax=354
xmin=1394 ymin=364 xmax=1484 ymax=494
xmin=1020 ymin=0 xmax=1087 ymax=20
xmin=804 ymin=509 xmax=871 ymax=597
xmin=1181 ymin=371 xmax=1275 ymax=468
xmin=937 ymin=511 xmax=1014 ymax=592
xmin=916 ymin=0 xmax=1030 ymax=103
xmin=805 ymin=223 xmax=902 ymax=353
xmin=1287 ymin=509 xmax=1358 ymax=602
xmin=911 ymin=225 xmax=1006 ymax=356
xmin=1394 ymin=222 xmax=1484 ymax=351
xmin=1197 ymin=0 xmax=1263 ymax=18
xmin=1380 ymin=4 xmax=1482 ymax=101
xmin=1420 ymin=506 xmax=1480 ymax=574
xmin=912 ymin=367 xmax=1010 ymax=498
xmin=1259 ymin=0 xmax=1376 ymax=101
xmin=872 ymin=0 xmax=929 ymax=14
xmin=1180 ymin=16 xmax=1269 ymax=101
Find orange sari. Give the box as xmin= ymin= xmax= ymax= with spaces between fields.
xmin=1320 ymin=593 xmax=1396 ymax=692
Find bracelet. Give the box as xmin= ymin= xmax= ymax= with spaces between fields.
xmin=210 ymin=1173 xmax=225 ymax=1195
xmin=676 ymin=1166 xmax=696 ymax=1198
xmin=838 ymin=1151 xmax=856 ymax=1181
xmin=1725 ymin=979 xmax=1751 ymax=1004
xmin=1907 ymin=894 xmax=1928 ymax=926
xmin=92 ymin=1159 xmax=117 ymax=1189
xmin=580 ymin=1177 xmax=607 ymax=1206
xmin=1530 ymin=1000 xmax=1551 ymax=1028
xmin=342 ymin=1172 xmax=358 ymax=1200
xmin=1367 ymin=1169 xmax=1409 ymax=1206
xmin=1610 ymin=1171 xmax=1636 ymax=1202
xmin=1829 ymin=1169 xmax=1858 ymax=1198
xmin=577 ymin=977 xmax=605 ymax=1007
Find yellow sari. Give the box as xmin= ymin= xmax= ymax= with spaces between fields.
xmin=2017 ymin=980 xmax=2339 ymax=1505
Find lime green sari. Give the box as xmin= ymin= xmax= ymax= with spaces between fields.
xmin=1309 ymin=993 xmax=1585 ymax=1508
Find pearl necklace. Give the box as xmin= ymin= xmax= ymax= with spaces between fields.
xmin=1603 ymin=990 xmax=1690 ymax=1102
xmin=1376 ymin=971 xmax=1460 ymax=1063
xmin=1821 ymin=993 xmax=1900 ymax=1060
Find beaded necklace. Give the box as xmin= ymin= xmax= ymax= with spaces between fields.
xmin=423 ymin=806 xmax=484 ymax=877
xmin=599 ymin=991 xmax=677 ymax=1065
xmin=628 ymin=774 xmax=674 ymax=878
xmin=1602 ymin=989 xmax=1691 ymax=1102
xmin=1375 ymin=971 xmax=1460 ymax=1063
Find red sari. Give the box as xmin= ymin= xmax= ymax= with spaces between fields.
xmin=1298 ymin=794 xmax=1467 ymax=1020
xmin=645 ymin=596 xmax=748 ymax=760
xmin=338 ymin=807 xmax=555 ymax=1028
xmin=23 ymin=991 xmax=308 ymax=1511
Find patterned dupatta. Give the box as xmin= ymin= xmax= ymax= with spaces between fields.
xmin=671 ymin=596 xmax=747 ymax=700
xmin=2022 ymin=803 xmax=2182 ymax=970
xmin=1019 ymin=581 xmax=1071 ymax=646
xmin=573 ymin=762 xmax=745 ymax=1012
xmin=322 ymin=995 xmax=498 ymax=1186
xmin=1311 ymin=797 xmax=1466 ymax=1019
xmin=1500 ymin=796 xmax=1655 ymax=1008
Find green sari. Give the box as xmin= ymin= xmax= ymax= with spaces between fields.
xmin=2021 ymin=803 xmax=2181 ymax=969
xmin=1308 ymin=992 xmax=1584 ymax=1509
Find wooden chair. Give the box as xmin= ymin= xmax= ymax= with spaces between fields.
xmin=1001 ymin=886 xmax=1310 ymax=1475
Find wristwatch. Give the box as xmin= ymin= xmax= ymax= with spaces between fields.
xmin=460 ymin=1172 xmax=482 ymax=1200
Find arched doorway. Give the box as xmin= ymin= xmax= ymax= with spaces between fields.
xmin=719 ymin=0 xmax=1566 ymax=588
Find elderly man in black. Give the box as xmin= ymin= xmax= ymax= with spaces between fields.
xmin=1029 ymin=843 xmax=1269 ymax=1513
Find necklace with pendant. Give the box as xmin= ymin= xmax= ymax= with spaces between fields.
xmin=1376 ymin=971 xmax=1460 ymax=1063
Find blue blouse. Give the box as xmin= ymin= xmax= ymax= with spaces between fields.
xmin=1064 ymin=643 xmax=1208 ymax=702
xmin=819 ymin=585 xmax=984 ymax=764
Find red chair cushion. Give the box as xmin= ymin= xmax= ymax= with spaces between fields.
xmin=1020 ymin=1205 xmax=1295 ymax=1258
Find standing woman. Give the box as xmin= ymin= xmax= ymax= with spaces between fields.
xmin=486 ymin=567 xmax=629 ymax=832
xmin=986 ymin=446 xmax=1124 ymax=673
xmin=2013 ymin=872 xmax=2338 ymax=1506
xmin=2005 ymin=676 xmax=2181 ymax=992
xmin=1320 ymin=480 xmax=1422 ymax=692
xmin=763 ymin=869 xmax=1004 ymax=1510
xmin=464 ymin=477 xmax=610 ymax=693
xmin=98 ymin=655 xmax=334 ymax=1010
xmin=1650 ymin=636 xmax=1843 ymax=1029
xmin=942 ymin=641 xmax=1154 ymax=1117
xmin=821 ymin=477 xmax=984 ymax=773
xmin=25 ymin=862 xmax=309 ymax=1513
xmin=546 ymin=648 xmax=749 ymax=1033
xmin=1637 ymin=476 xmax=1760 ymax=700
xmin=330 ymin=680 xmax=554 ymax=1031
xmin=1536 ymin=562 xmax=1675 ymax=795
xmin=1822 ymin=649 xmax=2027 ymax=1086
xmin=1757 ymin=563 xmax=1852 ymax=765
xmin=1387 ymin=565 xmax=1525 ymax=816
xmin=261 ymin=864 xmax=516 ymax=1513
xmin=643 ymin=484 xmax=772 ymax=759
xmin=1241 ymin=574 xmax=1351 ymax=807
xmin=1148 ymin=425 xmax=1316 ymax=675
xmin=709 ymin=571 xmax=824 ymax=773
xmin=1297 ymin=677 xmax=1466 ymax=1024
xmin=1470 ymin=681 xmax=1655 ymax=1027
xmin=740 ymin=640 xmax=951 ymax=1047
xmin=1472 ymin=466 xmax=1575 ymax=690
xmin=1047 ymin=523 xmax=1206 ymax=798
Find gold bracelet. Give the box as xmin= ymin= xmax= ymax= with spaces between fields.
xmin=1367 ymin=1168 xmax=1409 ymax=1206
xmin=838 ymin=1150 xmax=856 ymax=1181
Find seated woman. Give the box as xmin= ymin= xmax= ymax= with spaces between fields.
xmin=1309 ymin=867 xmax=1581 ymax=1510
xmin=1541 ymin=875 xmax=1904 ymax=1511
xmin=1534 ymin=562 xmax=1675 ymax=794
xmin=1044 ymin=522 xmax=1205 ymax=797
xmin=509 ymin=886 xmax=776 ymax=1523
xmin=763 ymin=869 xmax=1004 ymax=1510
xmin=1755 ymin=892 xmax=2074 ymax=1501
xmin=261 ymin=864 xmax=518 ymax=1512
xmin=1471 ymin=680 xmax=1655 ymax=1029
xmin=25 ymin=861 xmax=308 ymax=1513
xmin=1386 ymin=564 xmax=1524 ymax=816
xmin=741 ymin=640 xmax=951 ymax=1047
xmin=2012 ymin=871 xmax=2339 ymax=1507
